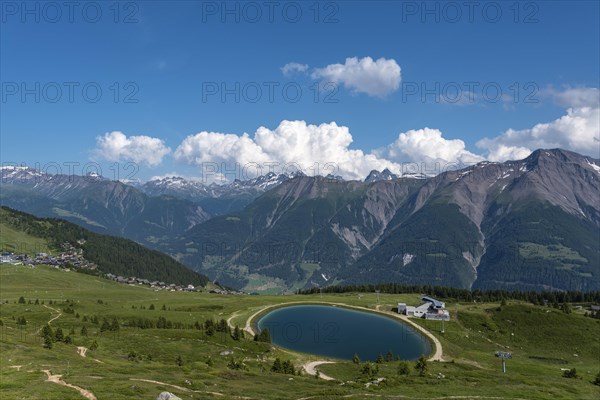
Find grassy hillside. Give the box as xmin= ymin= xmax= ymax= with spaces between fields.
xmin=0 ymin=207 xmax=208 ymax=286
xmin=1 ymin=264 xmax=598 ymax=399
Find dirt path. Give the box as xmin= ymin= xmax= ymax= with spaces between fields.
xmin=130 ymin=378 xmax=240 ymax=398
xmin=44 ymin=305 xmax=62 ymax=324
xmin=77 ymin=347 xmax=88 ymax=358
xmin=226 ymin=310 xmax=241 ymax=330
xmin=302 ymin=361 xmax=336 ymax=380
xmin=33 ymin=305 xmax=62 ymax=335
xmin=242 ymin=301 xmax=444 ymax=361
xmin=130 ymin=378 xmax=192 ymax=393
xmin=42 ymin=370 xmax=97 ymax=400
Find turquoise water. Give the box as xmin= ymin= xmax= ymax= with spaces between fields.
xmin=257 ymin=305 xmax=431 ymax=361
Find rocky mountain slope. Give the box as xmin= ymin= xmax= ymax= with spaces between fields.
xmin=138 ymin=171 xmax=302 ymax=215
xmin=3 ymin=149 xmax=598 ymax=293
xmin=170 ymin=149 xmax=600 ymax=293
xmin=0 ymin=166 xmax=210 ymax=248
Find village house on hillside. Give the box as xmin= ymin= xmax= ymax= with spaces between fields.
xmin=397 ymin=296 xmax=450 ymax=321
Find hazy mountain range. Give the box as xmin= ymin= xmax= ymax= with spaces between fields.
xmin=2 ymin=149 xmax=599 ymax=293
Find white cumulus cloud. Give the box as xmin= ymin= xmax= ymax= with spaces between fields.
xmin=281 ymin=62 xmax=309 ymax=76
xmin=311 ymin=56 xmax=401 ymax=98
xmin=375 ymin=128 xmax=484 ymax=168
xmin=93 ymin=131 xmax=171 ymax=167
xmin=477 ymin=106 xmax=600 ymax=161
xmin=174 ymin=120 xmax=400 ymax=181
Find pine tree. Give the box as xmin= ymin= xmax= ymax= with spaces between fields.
xmin=175 ymin=354 xmax=184 ymax=366
xmin=376 ymin=354 xmax=384 ymax=364
xmin=271 ymin=358 xmax=283 ymax=373
xmin=18 ymin=296 xmax=25 ymax=304
xmin=100 ymin=319 xmax=111 ymax=332
xmin=54 ymin=327 xmax=64 ymax=342
xmin=44 ymin=335 xmax=53 ymax=349
xmin=593 ymin=371 xmax=600 ymax=386
xmin=41 ymin=324 xmax=53 ymax=338
xmin=89 ymin=340 xmax=98 ymax=351
xmin=255 ymin=328 xmax=272 ymax=343
xmin=232 ymin=326 xmax=242 ymax=341
xmin=415 ymin=355 xmax=428 ymax=377
xmin=80 ymin=326 xmax=88 ymax=336
xmin=398 ymin=361 xmax=410 ymax=376
xmin=386 ymin=351 xmax=394 ymax=362
xmin=204 ymin=319 xmax=215 ymax=336
xmin=352 ymin=353 xmax=361 ymax=364
xmin=361 ymin=362 xmax=378 ymax=379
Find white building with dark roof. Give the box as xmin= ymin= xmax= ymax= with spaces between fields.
xmin=398 ymin=296 xmax=450 ymax=320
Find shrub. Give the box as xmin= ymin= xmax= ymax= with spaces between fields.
xmin=227 ymin=357 xmax=247 ymax=370
xmin=593 ymin=372 xmax=600 ymax=386
xmin=361 ymin=362 xmax=379 ymax=379
xmin=398 ymin=361 xmax=411 ymax=376
xmin=415 ymin=355 xmax=428 ymax=377
xmin=254 ymin=328 xmax=272 ymax=343
xmin=562 ymin=368 xmax=578 ymax=378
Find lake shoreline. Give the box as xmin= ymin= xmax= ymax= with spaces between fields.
xmin=251 ymin=301 xmax=435 ymax=362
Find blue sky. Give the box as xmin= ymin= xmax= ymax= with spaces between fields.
xmin=1 ymin=0 xmax=599 ymax=181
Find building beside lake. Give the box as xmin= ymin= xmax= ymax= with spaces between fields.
xmin=397 ymin=296 xmax=450 ymax=321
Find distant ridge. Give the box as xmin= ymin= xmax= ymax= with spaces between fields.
xmin=0 ymin=206 xmax=209 ymax=287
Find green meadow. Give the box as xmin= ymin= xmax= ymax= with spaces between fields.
xmin=0 ymin=263 xmax=599 ymax=399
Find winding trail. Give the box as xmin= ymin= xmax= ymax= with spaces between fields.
xmin=226 ymin=310 xmax=241 ymax=331
xmin=43 ymin=305 xmax=62 ymax=324
xmin=301 ymin=361 xmax=335 ymax=380
xmin=130 ymin=378 xmax=193 ymax=393
xmin=33 ymin=305 xmax=62 ymax=335
xmin=130 ymin=378 xmax=255 ymax=399
xmin=42 ymin=370 xmax=97 ymax=400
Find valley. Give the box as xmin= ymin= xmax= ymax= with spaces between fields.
xmin=2 ymin=149 xmax=599 ymax=293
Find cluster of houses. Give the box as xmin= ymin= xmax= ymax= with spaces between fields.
xmin=208 ymin=288 xmax=245 ymax=295
xmin=104 ymin=273 xmax=199 ymax=292
xmin=0 ymin=241 xmax=97 ymax=270
xmin=398 ymin=296 xmax=450 ymax=320
xmin=102 ymin=274 xmax=244 ymax=294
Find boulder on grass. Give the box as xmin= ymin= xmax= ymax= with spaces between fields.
xmin=156 ymin=392 xmax=182 ymax=400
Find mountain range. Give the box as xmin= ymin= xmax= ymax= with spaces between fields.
xmin=2 ymin=149 xmax=599 ymax=293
